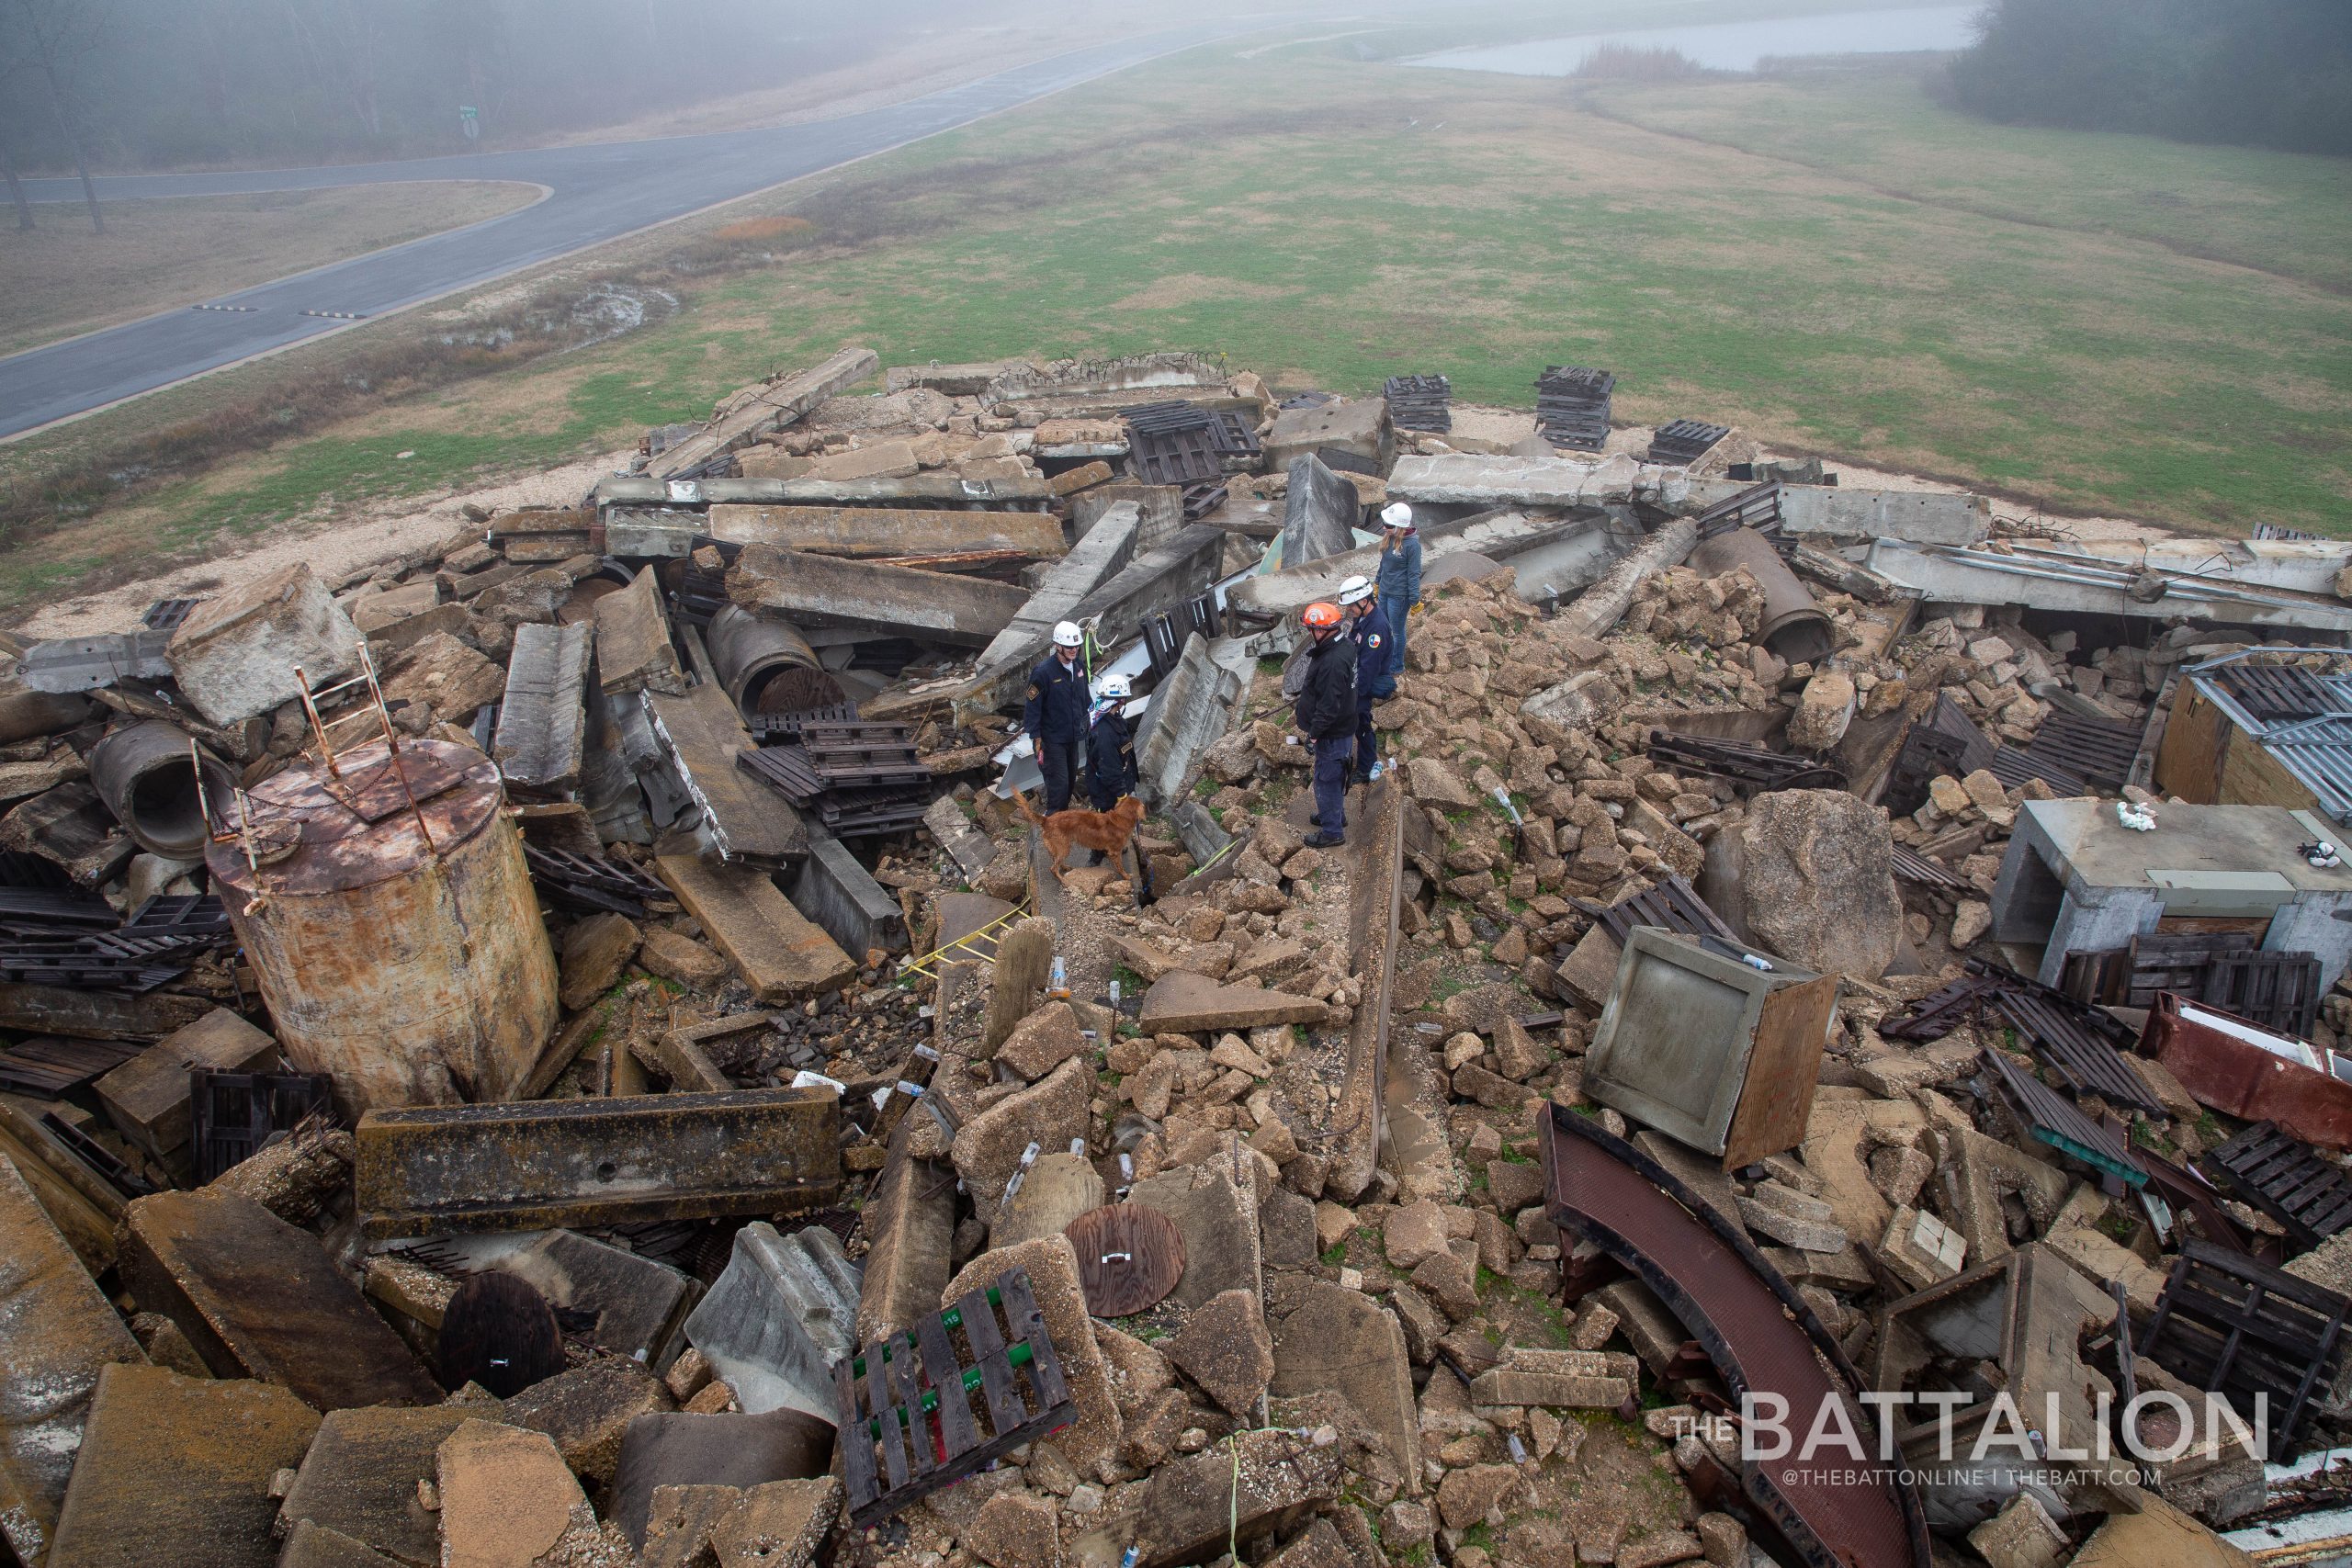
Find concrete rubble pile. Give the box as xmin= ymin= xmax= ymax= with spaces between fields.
xmin=10 ymin=345 xmax=2352 ymax=1568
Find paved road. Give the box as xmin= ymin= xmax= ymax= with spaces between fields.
xmin=0 ymin=25 xmax=1244 ymax=439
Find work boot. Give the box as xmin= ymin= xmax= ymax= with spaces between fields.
xmin=1087 ymin=849 xmax=1105 ymax=866
xmin=1306 ymin=830 xmax=1345 ymax=849
xmin=1307 ymin=812 xmax=1322 ymax=827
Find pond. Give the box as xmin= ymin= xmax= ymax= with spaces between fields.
xmin=1410 ymin=4 xmax=1983 ymax=76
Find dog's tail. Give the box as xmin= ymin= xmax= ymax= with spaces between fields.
xmin=1009 ymin=789 xmax=1046 ymax=829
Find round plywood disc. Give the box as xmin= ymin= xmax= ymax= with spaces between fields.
xmin=1065 ymin=1203 xmax=1185 ymax=1317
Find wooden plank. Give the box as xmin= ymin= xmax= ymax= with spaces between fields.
xmin=886 ymin=1333 xmax=934 ymax=1483
xmin=958 ymin=1286 xmax=1024 ymax=1436
xmin=867 ymin=1337 xmax=909 ymax=1493
xmin=832 ymin=1359 xmax=879 ymax=1514
xmin=915 ymin=1312 xmax=980 ymax=1461
xmin=998 ymin=1271 xmax=1071 ymax=1416
xmin=1721 ymin=974 xmax=1838 ymax=1171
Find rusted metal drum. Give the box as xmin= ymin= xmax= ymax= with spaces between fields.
xmin=207 ymin=736 xmax=558 ymax=1115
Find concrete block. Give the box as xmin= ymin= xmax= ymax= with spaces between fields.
xmin=1133 ymin=633 xmax=1245 ymax=807
xmin=165 ymin=563 xmax=361 ymax=727
xmin=0 ymin=1155 xmax=144 ymax=1563
xmin=94 ymin=1007 xmax=277 ymax=1184
xmin=594 ymin=568 xmax=687 ymax=697
xmin=1133 ymin=1427 xmax=1342 ymax=1568
xmin=1263 ymin=397 xmax=1390 ymax=475
xmin=279 ymin=1520 xmax=403 ymax=1567
xmin=656 ymin=854 xmax=854 ymax=1000
xmin=788 ymin=830 xmax=905 ymax=959
xmin=707 ymin=504 xmax=1064 ymax=563
xmin=121 ymin=1190 xmax=439 ymax=1413
xmin=355 ymin=1087 xmax=840 ymax=1238
xmin=683 ymin=1222 xmax=860 ymax=1424
xmin=433 ymin=1417 xmax=601 ymax=1568
xmin=1128 ymin=1159 xmax=1262 ymax=1310
xmin=502 ymin=1356 xmax=673 ymax=1487
xmin=278 ymin=1404 xmax=490 ymax=1566
xmin=501 ymin=1229 xmax=704 ymax=1369
xmin=48 ymin=1364 xmax=321 ymax=1568
xmin=610 ymin=1411 xmax=837 ymax=1550
xmin=1137 ymin=972 xmax=1322 ymax=1033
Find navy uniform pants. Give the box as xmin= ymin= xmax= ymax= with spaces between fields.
xmin=1038 ymin=739 xmax=1082 ymax=813
xmin=1312 ymin=734 xmax=1353 ymax=837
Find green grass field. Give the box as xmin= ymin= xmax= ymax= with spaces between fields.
xmin=6 ymin=22 xmax=2348 ymax=612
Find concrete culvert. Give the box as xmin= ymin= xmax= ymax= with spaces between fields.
xmin=707 ymin=604 xmax=845 ymax=717
xmin=89 ymin=720 xmax=238 ymax=861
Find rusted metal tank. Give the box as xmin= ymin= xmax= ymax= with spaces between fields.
xmin=206 ymin=735 xmax=558 ymax=1115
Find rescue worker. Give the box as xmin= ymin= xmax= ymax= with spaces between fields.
xmin=1376 ymin=502 xmax=1422 ymax=682
xmin=1022 ymin=620 xmax=1089 ymax=812
xmin=1339 ymin=575 xmax=1394 ymax=784
xmin=1086 ymin=672 xmax=1137 ymax=814
xmin=1295 ymin=601 xmax=1357 ymax=849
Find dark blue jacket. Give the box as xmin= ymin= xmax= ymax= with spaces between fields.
xmin=1296 ymin=631 xmax=1357 ymax=740
xmin=1023 ymin=651 xmax=1089 ymax=744
xmin=1088 ymin=707 xmax=1136 ymax=806
xmin=1351 ymin=602 xmax=1395 ymax=704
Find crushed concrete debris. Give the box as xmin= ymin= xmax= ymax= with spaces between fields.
xmin=2 ymin=344 xmax=2344 ymax=1567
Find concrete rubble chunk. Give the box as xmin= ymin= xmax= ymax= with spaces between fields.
xmin=1279 ymin=454 xmax=1361 ymax=570
xmin=729 ymin=545 xmax=1025 ymax=649
xmin=655 ymin=854 xmax=854 ymax=1001
xmin=707 ymin=503 xmax=1064 ymax=562
xmin=1131 ymin=1426 xmax=1342 ymax=1568
xmin=165 ymin=562 xmax=362 ymax=727
xmin=355 ymin=1087 xmax=840 ymax=1238
xmin=963 ymin=1490 xmax=1057 ymax=1568
xmin=1166 ymin=1287 xmax=1274 ymax=1416
xmin=683 ymin=1222 xmax=860 ymax=1424
xmin=278 ymin=1404 xmax=491 ymax=1568
xmin=433 ymin=1417 xmax=605 ymax=1568
xmin=639 ymin=1483 xmax=743 ymax=1568
xmin=1968 ymin=1492 xmax=2068 ymax=1568
xmin=121 ymin=1189 xmax=440 ymax=1413
xmin=993 ymin=1151 xmax=1105 ymax=1248
xmin=1388 ymin=451 xmax=1643 ymax=509
xmin=704 ymin=1478 xmax=841 ymax=1568
xmin=1702 ymin=788 xmax=1904 ymax=981
xmin=650 ymin=345 xmax=878 ymax=481
xmin=280 ymin=1520 xmax=405 ymax=1567
xmin=1137 ymin=971 xmax=1322 ymax=1033
xmin=48 ymin=1364 xmax=322 ymax=1568
xmin=502 ymin=1355 xmax=674 ymax=1487
xmin=594 ymin=569 xmax=688 ymax=697
xmin=922 ymin=796 xmax=996 ymax=884
xmin=382 ymin=633 xmax=505 ymax=721
xmin=610 ymin=1411 xmax=835 ymax=1551
xmin=1269 ymin=1280 xmax=1420 ymax=1496
xmin=559 ymin=911 xmax=641 ymax=1011
xmin=0 ymin=1154 xmax=145 ymax=1564
xmin=788 ymin=829 xmax=905 ymax=959
xmin=95 ymin=1006 xmax=277 ymax=1179
xmin=1128 ymin=1159 xmax=1262 ymax=1309
xmin=493 ymin=622 xmax=594 ymax=793
xmin=994 ymin=1000 xmax=1087 ymax=1082
xmin=953 ymin=1054 xmax=1093 ymax=1205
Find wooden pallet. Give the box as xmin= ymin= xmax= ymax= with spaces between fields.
xmin=0 ymin=1034 xmax=144 ymax=1097
xmin=2140 ymin=1237 xmax=2350 ymax=1450
xmin=833 ymin=1268 xmax=1075 ymax=1526
xmin=2204 ymin=952 xmax=2324 ymax=1040
xmin=2203 ymin=1122 xmax=2352 ymax=1254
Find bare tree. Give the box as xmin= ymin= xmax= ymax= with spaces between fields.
xmin=2 ymin=0 xmax=108 ymax=233
xmin=0 ymin=140 xmax=32 ymax=232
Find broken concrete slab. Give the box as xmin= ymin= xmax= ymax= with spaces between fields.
xmin=278 ymin=1403 xmax=491 ymax=1567
xmin=122 ymin=1189 xmax=439 ymax=1412
xmin=707 ymin=505 xmax=1066 ymax=563
xmin=923 ymin=797 xmax=996 ymax=886
xmin=355 ymin=1086 xmax=841 ymax=1237
xmin=558 ymin=910 xmax=641 ymax=1011
xmin=1137 ymin=972 xmax=1323 ymax=1033
xmin=854 ymin=1136 xmax=956 ymax=1345
xmin=683 ymin=1222 xmax=860 ymax=1424
xmin=1684 ymin=478 xmax=1990 ymax=547
xmin=703 ymin=1478 xmax=842 ymax=1568
xmin=655 ymin=854 xmax=854 ymax=1000
xmin=165 ymin=563 xmax=363 ymax=727
xmin=0 ymin=1154 xmax=144 ymax=1563
xmin=649 ymin=346 xmax=879 ymax=481
xmin=646 ymin=686 xmax=808 ymax=862
xmin=380 ymin=632 xmax=505 ymax=722
xmin=280 ymin=1520 xmax=404 ymax=1568
xmin=1133 ymin=632 xmax=1247 ymax=807
xmin=729 ymin=545 xmax=1026 ymax=649
xmin=492 ymin=621 xmax=594 ymax=795
xmin=1386 ymin=451 xmax=1651 ymax=509
xmin=594 ymin=569 xmax=688 ymax=698
xmin=495 ymin=1229 xmax=705 ymax=1369
xmin=993 ymin=1151 xmax=1104 ymax=1247
xmin=1127 ymin=1160 xmax=1262 ymax=1311
xmin=1867 ymin=537 xmax=2352 ymax=634
xmin=48 ymin=1364 xmax=321 ymax=1568
xmin=788 ymin=829 xmax=905 ymax=959
xmin=0 ymin=783 xmax=132 ymax=885
xmin=1263 ymin=397 xmax=1390 ymax=475
xmin=502 ymin=1355 xmax=674 ymax=1487
xmin=610 ymin=1412 xmax=838 ymax=1550
xmin=1279 ymin=454 xmax=1362 ymax=570
xmin=953 ymin=1055 xmax=1092 ymax=1205
xmin=1269 ymin=1280 xmax=1420 ymax=1496
xmin=1131 ymin=1425 xmax=1343 ymax=1568
xmin=961 ymin=502 xmax=1142 ymax=718
xmin=1166 ymin=1288 xmax=1273 ymax=1416
xmin=433 ymin=1417 xmax=601 ymax=1568
xmin=95 ymin=1006 xmax=277 ymax=1179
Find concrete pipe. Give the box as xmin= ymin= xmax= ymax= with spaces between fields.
xmin=706 ymin=604 xmax=845 ymax=717
xmin=1689 ymin=525 xmax=1836 ymax=666
xmin=89 ymin=720 xmax=239 ymax=861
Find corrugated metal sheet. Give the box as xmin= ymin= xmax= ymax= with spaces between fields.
xmin=2188 ymin=649 xmax=2352 ymax=825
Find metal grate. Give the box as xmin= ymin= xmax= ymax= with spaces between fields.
xmin=1979 ymin=1048 xmax=2147 ymax=1186
xmin=2139 ymin=1238 xmax=2349 ymax=1452
xmin=140 ymin=598 xmax=200 ymax=632
xmin=1646 ymin=419 xmax=1731 ymax=466
xmin=525 ymin=844 xmax=669 ymax=919
xmin=188 ymin=1069 xmax=334 ymax=1182
xmin=834 ymin=1269 xmax=1076 ymax=1527
xmin=1989 ymin=988 xmax=2165 ymax=1116
xmin=40 ymin=1111 xmax=156 ymax=1197
xmin=1692 ymin=480 xmax=1783 ymax=541
xmin=1575 ymin=873 xmax=1740 ymax=951
xmin=1890 ymin=843 xmax=1971 ymax=889
xmin=1646 ymin=729 xmax=1847 ymax=795
xmin=1535 ymin=366 xmax=1613 ymax=452
xmin=2204 ymin=1122 xmax=2352 ymax=1255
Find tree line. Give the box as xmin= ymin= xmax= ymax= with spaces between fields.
xmin=1 ymin=0 xmax=967 ymax=228
xmin=1948 ymin=0 xmax=2352 ymax=156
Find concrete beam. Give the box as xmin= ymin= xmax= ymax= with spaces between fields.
xmin=656 ymin=852 xmax=854 ymax=1000
xmin=493 ymin=622 xmax=594 ymax=795
xmin=922 ymin=796 xmax=996 ymax=886
xmin=960 ymin=502 xmax=1143 ymax=719
xmin=683 ymin=1222 xmax=861 ymax=1423
xmin=706 ymin=505 xmax=1067 ymax=562
xmin=728 ymin=545 xmax=1027 ymax=649
xmin=594 ymin=568 xmax=687 ymax=697
xmin=0 ymin=1155 xmax=144 ymax=1561
xmin=596 ymin=473 xmax=1054 ymax=511
xmin=121 ymin=1190 xmax=440 ymax=1412
xmin=1227 ymin=511 xmax=1588 ymax=620
xmin=355 ymin=1087 xmax=841 ymax=1238
xmin=788 ymin=830 xmax=907 ymax=959
xmin=649 ymin=346 xmax=878 ymax=481
xmin=1264 ymin=398 xmax=1390 ymax=475
xmin=1066 ymin=523 xmax=1225 ymax=651
xmin=1865 ymin=540 xmax=2352 ymax=633
xmin=645 ymin=684 xmax=807 ymax=863
xmin=1387 ymin=452 xmax=1671 ymax=510
xmin=1556 ymin=518 xmax=1700 ymax=643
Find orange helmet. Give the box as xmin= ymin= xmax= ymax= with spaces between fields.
xmin=1302 ymin=602 xmax=1342 ymax=629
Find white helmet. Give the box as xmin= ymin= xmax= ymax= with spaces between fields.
xmin=1337 ymin=575 xmax=1374 ymax=606
xmin=1097 ymin=674 xmax=1132 ymax=700
xmin=1381 ymin=502 xmax=1416 ymax=532
xmin=1052 ymin=621 xmax=1083 ymax=649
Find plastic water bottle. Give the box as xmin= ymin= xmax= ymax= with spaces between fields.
xmin=1048 ymin=955 xmax=1069 ymax=998
xmin=1108 ymin=977 xmax=1122 ymax=1010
